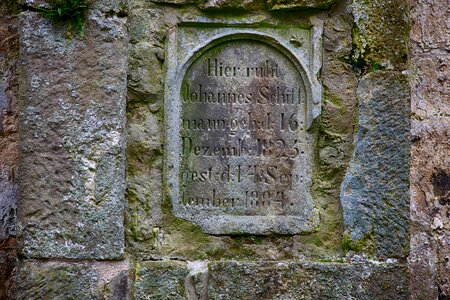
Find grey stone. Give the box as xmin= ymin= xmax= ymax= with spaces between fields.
xmin=17 ymin=260 xmax=130 ymax=300
xmin=17 ymin=260 xmax=99 ymax=300
xmin=208 ymin=261 xmax=408 ymax=299
xmin=341 ymin=71 xmax=410 ymax=259
xmin=165 ymin=22 xmax=323 ymax=235
xmin=134 ymin=261 xmax=189 ymax=300
xmin=17 ymin=11 xmax=127 ymax=259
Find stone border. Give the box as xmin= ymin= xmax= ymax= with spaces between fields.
xmin=164 ymin=20 xmax=323 ymax=235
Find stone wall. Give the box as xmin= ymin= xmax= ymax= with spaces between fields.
xmin=0 ymin=0 xmax=446 ymax=298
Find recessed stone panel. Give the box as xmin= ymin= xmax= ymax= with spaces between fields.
xmin=165 ymin=25 xmax=323 ymax=235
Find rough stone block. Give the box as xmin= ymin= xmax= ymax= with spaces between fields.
xmin=18 ymin=260 xmax=99 ymax=300
xmin=17 ymin=11 xmax=127 ymax=259
xmin=135 ymin=261 xmax=189 ymax=300
xmin=207 ymin=261 xmax=409 ymax=299
xmin=133 ymin=260 xmax=408 ymax=299
xmin=17 ymin=260 xmax=130 ymax=300
xmin=341 ymin=71 xmax=410 ymax=259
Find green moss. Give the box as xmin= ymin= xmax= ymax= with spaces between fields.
xmin=38 ymin=0 xmax=89 ymax=37
xmin=342 ymin=231 xmax=375 ymax=255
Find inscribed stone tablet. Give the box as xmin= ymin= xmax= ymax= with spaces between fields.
xmin=165 ymin=27 xmax=322 ymax=234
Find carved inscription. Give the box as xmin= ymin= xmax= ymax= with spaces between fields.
xmin=180 ymin=40 xmax=310 ymax=217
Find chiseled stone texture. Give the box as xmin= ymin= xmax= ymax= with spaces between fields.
xmin=17 ymin=11 xmax=127 ymax=259
xmin=17 ymin=260 xmax=130 ymax=300
xmin=341 ymin=71 xmax=410 ymax=259
xmin=134 ymin=260 xmax=408 ymax=299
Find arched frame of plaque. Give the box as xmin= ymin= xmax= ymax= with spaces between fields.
xmin=164 ymin=24 xmax=323 ymax=235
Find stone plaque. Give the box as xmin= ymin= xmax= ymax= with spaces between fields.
xmin=165 ymin=25 xmax=322 ymax=234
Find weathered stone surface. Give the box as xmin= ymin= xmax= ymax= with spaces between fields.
xmin=408 ymin=232 xmax=438 ymax=300
xmin=437 ymin=229 xmax=450 ymax=298
xmin=267 ymin=0 xmax=336 ymax=10
xmin=199 ymin=0 xmax=266 ymax=10
xmin=302 ymin=3 xmax=358 ymax=257
xmin=104 ymin=270 xmax=131 ymax=300
xmin=20 ymin=0 xmax=128 ymax=15
xmin=198 ymin=0 xmax=337 ymax=10
xmin=0 ymin=3 xmax=19 ymax=299
xmin=409 ymin=0 xmax=450 ymax=297
xmin=410 ymin=119 xmax=450 ymax=229
xmin=18 ymin=260 xmax=99 ymax=299
xmin=134 ymin=261 xmax=189 ymax=300
xmin=0 ymin=248 xmax=16 ymax=300
xmin=351 ymin=0 xmax=409 ymax=70
xmin=410 ymin=118 xmax=450 ymax=298
xmin=133 ymin=260 xmax=408 ymax=299
xmin=178 ymin=40 xmax=316 ymax=235
xmin=0 ymin=0 xmax=19 ymax=243
xmin=17 ymin=11 xmax=127 ymax=259
xmin=17 ymin=260 xmax=129 ymax=300
xmin=341 ymin=71 xmax=410 ymax=258
xmin=166 ymin=24 xmax=323 ymax=235
xmin=409 ymin=0 xmax=450 ymax=53
xmin=207 ymin=261 xmax=408 ymax=299
xmin=97 ymin=262 xmax=131 ymax=300
xmin=411 ymin=54 xmax=450 ymax=120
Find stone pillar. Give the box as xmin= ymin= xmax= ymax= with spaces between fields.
xmin=15 ymin=1 xmax=130 ymax=297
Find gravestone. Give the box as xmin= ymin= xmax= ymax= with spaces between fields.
xmin=165 ymin=25 xmax=323 ymax=234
